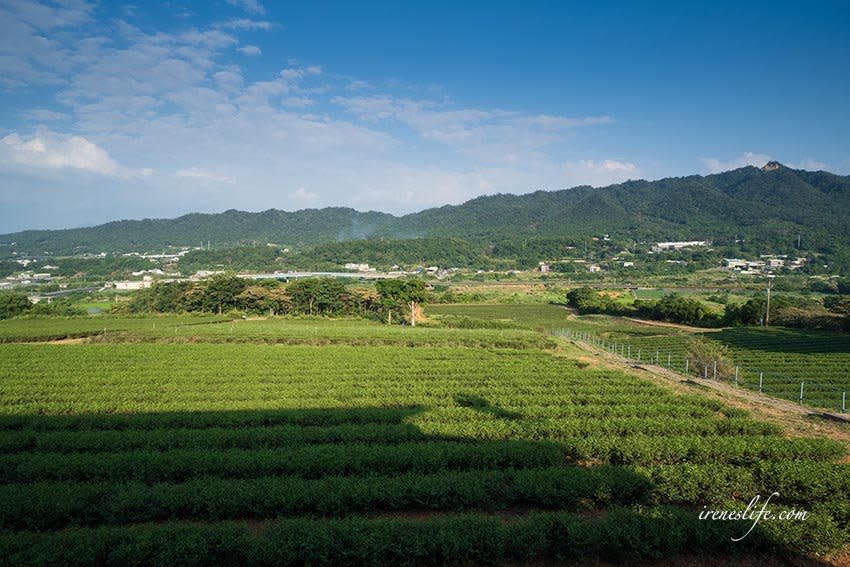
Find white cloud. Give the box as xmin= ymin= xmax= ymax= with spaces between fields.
xmin=237 ymin=45 xmax=262 ymax=56
xmin=334 ymin=95 xmax=612 ymax=163
xmin=520 ymin=114 xmax=613 ymax=129
xmin=291 ymin=187 xmax=318 ymax=203
xmin=280 ymin=96 xmax=314 ymax=108
xmin=1 ymin=130 xmax=121 ymax=175
xmin=791 ymin=158 xmax=828 ymax=171
xmin=175 ymin=167 xmax=234 ymax=183
xmin=584 ymin=159 xmax=636 ymax=172
xmin=225 ymin=0 xmax=265 ymax=15
xmin=0 ymin=0 xmax=97 ymax=89
xmin=22 ymin=108 xmax=70 ymax=121
xmin=0 ymin=4 xmax=626 ymax=231
xmin=701 ymin=152 xmax=771 ymax=173
xmin=213 ymin=69 xmax=243 ymax=91
xmin=217 ymin=19 xmax=272 ymax=31
xmin=345 ymin=80 xmax=371 ymax=91
xmin=562 ymin=159 xmax=639 ymax=186
xmin=2 ymin=0 xmax=93 ymax=31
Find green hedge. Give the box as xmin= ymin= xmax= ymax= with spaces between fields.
xmin=0 ymin=508 xmax=784 ymax=567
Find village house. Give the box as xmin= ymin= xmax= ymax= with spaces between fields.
xmin=651 ymin=240 xmax=709 ymax=252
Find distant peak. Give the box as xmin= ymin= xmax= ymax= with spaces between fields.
xmin=762 ymin=161 xmax=783 ymax=172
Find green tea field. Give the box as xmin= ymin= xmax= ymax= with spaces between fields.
xmin=430 ymin=304 xmax=850 ymax=411
xmin=0 ymin=313 xmax=848 ymax=565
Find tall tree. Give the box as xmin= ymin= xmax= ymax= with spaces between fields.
xmin=376 ymin=279 xmax=427 ymax=325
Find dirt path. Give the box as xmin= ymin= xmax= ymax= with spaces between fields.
xmin=48 ymin=337 xmax=90 ymax=345
xmin=622 ymin=317 xmax=723 ymax=333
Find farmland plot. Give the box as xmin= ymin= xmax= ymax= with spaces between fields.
xmin=1 ymin=330 xmax=849 ymax=565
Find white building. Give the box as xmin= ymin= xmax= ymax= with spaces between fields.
xmin=652 ymin=241 xmax=709 ymax=252
xmin=587 ymin=264 xmax=602 ymax=273
xmin=344 ymin=262 xmax=373 ymax=272
xmin=113 ymin=280 xmax=153 ymax=291
xmin=191 ymin=270 xmax=223 ymax=280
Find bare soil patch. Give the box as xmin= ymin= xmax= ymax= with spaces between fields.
xmin=622 ymin=317 xmax=723 ymax=333
xmin=40 ymin=337 xmax=89 ymax=345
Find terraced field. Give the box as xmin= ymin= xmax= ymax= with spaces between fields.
xmin=429 ymin=304 xmax=850 ymax=411
xmin=427 ymin=303 xmax=573 ymax=330
xmin=0 ymin=315 xmax=555 ymax=349
xmin=0 ymin=315 xmax=227 ymax=342
xmin=561 ymin=319 xmax=850 ymax=411
xmin=0 ymin=314 xmax=848 ymax=565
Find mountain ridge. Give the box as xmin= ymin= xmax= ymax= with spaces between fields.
xmin=2 ymin=165 xmax=849 ymax=256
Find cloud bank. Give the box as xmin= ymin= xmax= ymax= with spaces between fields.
xmin=0 ymin=0 xmax=636 ymax=232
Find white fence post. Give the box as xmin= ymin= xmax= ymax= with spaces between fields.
xmin=759 ymin=372 xmax=763 ymax=393
xmin=799 ymin=382 xmax=805 ymax=405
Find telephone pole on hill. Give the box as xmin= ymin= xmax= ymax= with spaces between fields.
xmin=764 ymin=274 xmax=775 ymax=327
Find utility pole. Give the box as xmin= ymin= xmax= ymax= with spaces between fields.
xmin=765 ymin=274 xmax=775 ymax=327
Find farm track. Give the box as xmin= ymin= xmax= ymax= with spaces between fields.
xmin=622 ymin=317 xmax=724 ymax=333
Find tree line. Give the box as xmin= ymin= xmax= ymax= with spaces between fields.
xmin=119 ymin=275 xmax=427 ymax=324
xmin=0 ymin=294 xmax=84 ymax=320
xmin=566 ymin=287 xmax=850 ymax=331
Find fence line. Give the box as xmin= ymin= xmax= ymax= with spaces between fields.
xmin=550 ymin=327 xmax=847 ymax=413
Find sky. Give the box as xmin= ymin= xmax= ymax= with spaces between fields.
xmin=1 ymin=1 xmax=849 ymax=233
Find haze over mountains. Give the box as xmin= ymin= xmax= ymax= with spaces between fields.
xmin=3 ymin=163 xmax=849 ymax=256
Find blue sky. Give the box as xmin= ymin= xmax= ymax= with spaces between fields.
xmin=1 ymin=1 xmax=849 ymax=232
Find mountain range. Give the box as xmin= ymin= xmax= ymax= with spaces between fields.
xmin=2 ymin=163 xmax=849 ymax=257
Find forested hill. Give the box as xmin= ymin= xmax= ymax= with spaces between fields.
xmin=3 ymin=163 xmax=850 ymax=256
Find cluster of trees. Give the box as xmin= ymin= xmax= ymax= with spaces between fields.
xmin=566 ymin=288 xmax=717 ymax=326
xmin=294 ymin=239 xmax=493 ymax=271
xmin=0 ymin=293 xmax=84 ymax=320
xmin=565 ymin=288 xmax=626 ymax=316
xmin=123 ymin=275 xmax=427 ymax=324
xmin=178 ymin=246 xmax=286 ymax=274
xmin=633 ymin=295 xmax=715 ymax=326
xmin=566 ymin=287 xmax=850 ymax=331
xmin=723 ymin=294 xmax=850 ymax=331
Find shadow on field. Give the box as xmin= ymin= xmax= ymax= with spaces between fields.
xmin=453 ymin=393 xmax=522 ymax=420
xmin=0 ymin=402 xmax=835 ymax=567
